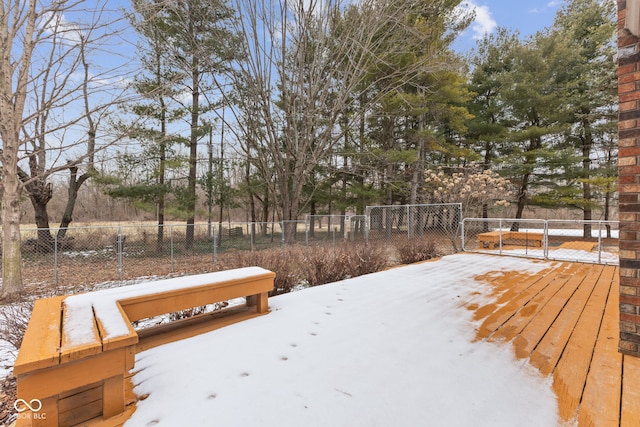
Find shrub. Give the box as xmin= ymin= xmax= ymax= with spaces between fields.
xmin=395 ymin=239 xmax=439 ymax=264
xmin=218 ymin=247 xmax=306 ymax=295
xmin=349 ymin=243 xmax=388 ymax=276
xmin=303 ymin=246 xmax=350 ymax=287
xmin=303 ymin=243 xmax=388 ymax=287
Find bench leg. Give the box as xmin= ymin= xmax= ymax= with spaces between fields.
xmin=256 ymin=292 xmax=269 ymax=314
xmin=102 ymin=374 xmax=125 ymax=419
xmin=247 ymin=293 xmax=269 ymax=314
xmin=16 ymin=396 xmax=58 ymax=427
xmin=246 ymin=294 xmax=256 ymax=307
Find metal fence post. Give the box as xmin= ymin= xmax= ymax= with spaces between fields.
xmin=281 ymin=221 xmax=285 ymax=251
xmin=407 ymin=205 xmax=412 ymax=240
xmin=251 ymin=222 xmax=255 ymax=252
xmin=170 ymin=225 xmax=175 ymax=273
xmin=305 ymin=222 xmax=309 ymax=255
xmin=597 ymin=221 xmax=603 ymax=264
xmin=213 ymin=227 xmax=218 ymax=265
xmin=54 ymin=231 xmax=59 ymax=285
xmin=117 ymin=226 xmax=123 ymax=280
xmin=364 ymin=209 xmax=370 ymax=247
xmin=543 ymin=221 xmax=549 ymax=260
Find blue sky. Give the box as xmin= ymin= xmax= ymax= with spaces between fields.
xmin=454 ymin=0 xmax=564 ymax=51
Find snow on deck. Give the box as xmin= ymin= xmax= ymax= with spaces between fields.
xmin=125 ymin=254 xmax=560 ymax=427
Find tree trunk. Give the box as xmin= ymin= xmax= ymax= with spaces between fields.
xmin=604 ymin=188 xmax=611 ymax=238
xmin=245 ymin=159 xmax=257 ymax=241
xmin=410 ymin=113 xmax=426 ymax=206
xmin=283 ymin=192 xmax=299 ymax=243
xmin=385 ymin=163 xmax=394 ymax=238
xmin=24 ymin=178 xmax=54 ymax=249
xmin=261 ymin=191 xmax=269 ymax=237
xmin=157 ymin=98 xmax=167 ymax=253
xmin=1 ymin=178 xmax=24 ymax=300
xmin=0 ymin=0 xmax=38 ymax=300
xmin=581 ymin=121 xmax=593 ymax=238
xmin=186 ymin=56 xmax=200 ymax=250
xmin=309 ymin=200 xmax=316 ymax=238
xmin=512 ymin=131 xmax=541 ymax=232
xmin=512 ymin=172 xmax=530 ymax=232
xmin=57 ymin=166 xmax=90 ymax=240
xmin=481 ymin=140 xmax=493 ymax=229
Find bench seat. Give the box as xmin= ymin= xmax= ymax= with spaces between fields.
xmin=477 ymin=231 xmax=544 ymax=248
xmin=14 ymin=267 xmax=275 ymax=427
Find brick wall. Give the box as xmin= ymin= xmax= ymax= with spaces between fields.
xmin=619 ymin=0 xmax=640 ymax=357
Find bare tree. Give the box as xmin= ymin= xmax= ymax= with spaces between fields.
xmin=0 ymin=1 xmax=131 ymax=299
xmin=227 ymin=0 xmax=471 ymax=241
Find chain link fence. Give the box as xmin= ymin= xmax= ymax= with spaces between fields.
xmin=306 ymin=215 xmax=368 ymax=246
xmin=2 ymin=204 xmax=461 ymax=289
xmin=365 ymin=203 xmax=462 ymax=253
xmin=462 ymin=218 xmax=619 ymax=265
xmin=2 ymin=208 xmax=620 ymax=294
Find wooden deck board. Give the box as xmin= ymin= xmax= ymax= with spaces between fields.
xmin=488 ymin=262 xmax=585 ymax=345
xmin=577 ymin=266 xmax=621 ymax=427
xmin=475 ymin=264 xmax=569 ymax=339
xmin=552 ymin=265 xmax=612 ymax=423
xmin=510 ymin=263 xmax=593 ymax=359
xmin=470 ymin=268 xmax=555 ymax=322
xmin=528 ymin=266 xmax=603 ymax=376
xmin=621 ymin=355 xmax=640 ymax=427
xmin=471 ymin=259 xmax=633 ymax=426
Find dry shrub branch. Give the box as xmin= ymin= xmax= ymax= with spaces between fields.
xmin=395 ymin=238 xmax=439 ymax=264
xmin=0 ymin=302 xmax=34 ymax=350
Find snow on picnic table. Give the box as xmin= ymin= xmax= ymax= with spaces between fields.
xmin=126 ymin=254 xmax=560 ymax=427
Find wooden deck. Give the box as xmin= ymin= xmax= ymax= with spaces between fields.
xmin=467 ymin=259 xmax=638 ymax=426
xmin=62 ymin=257 xmax=636 ymax=427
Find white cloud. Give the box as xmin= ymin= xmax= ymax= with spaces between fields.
xmin=458 ymin=1 xmax=498 ymax=40
xmin=39 ymin=11 xmax=84 ymax=45
xmin=530 ymin=1 xmax=561 ymax=14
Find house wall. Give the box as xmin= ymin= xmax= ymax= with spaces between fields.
xmin=618 ymin=0 xmax=640 ymax=357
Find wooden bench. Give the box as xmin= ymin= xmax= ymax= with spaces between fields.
xmin=14 ymin=267 xmax=275 ymax=427
xmin=557 ymin=241 xmax=598 ymax=251
xmin=228 ymin=226 xmax=243 ymax=238
xmin=477 ymin=231 xmax=544 ymax=248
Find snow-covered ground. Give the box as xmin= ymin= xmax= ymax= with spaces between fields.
xmin=0 ymin=340 xmax=14 ymax=380
xmin=126 ymin=254 xmax=561 ymax=427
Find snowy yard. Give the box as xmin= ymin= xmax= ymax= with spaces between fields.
xmin=125 ymin=254 xmax=560 ymax=426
